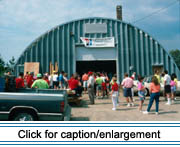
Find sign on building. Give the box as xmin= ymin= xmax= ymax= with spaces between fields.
xmin=84 ymin=23 xmax=107 ymax=34
xmin=80 ymin=37 xmax=115 ymax=48
xmin=24 ymin=62 xmax=39 ymax=76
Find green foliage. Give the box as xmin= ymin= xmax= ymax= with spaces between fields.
xmin=169 ymin=49 xmax=180 ymax=70
xmin=9 ymin=56 xmax=16 ymax=66
xmin=0 ymin=55 xmax=16 ymax=76
xmin=6 ymin=56 xmax=16 ymax=72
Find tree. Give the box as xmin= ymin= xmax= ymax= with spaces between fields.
xmin=169 ymin=49 xmax=180 ymax=70
xmin=6 ymin=56 xmax=16 ymax=72
xmin=0 ymin=54 xmax=5 ymax=76
xmin=0 ymin=55 xmax=16 ymax=76
xmin=9 ymin=56 xmax=16 ymax=67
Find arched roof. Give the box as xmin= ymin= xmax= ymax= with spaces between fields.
xmin=15 ymin=17 xmax=180 ymax=79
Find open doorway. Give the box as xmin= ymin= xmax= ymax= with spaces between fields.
xmin=76 ymin=60 xmax=116 ymax=76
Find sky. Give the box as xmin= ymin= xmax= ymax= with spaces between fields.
xmin=0 ymin=0 xmax=180 ymax=62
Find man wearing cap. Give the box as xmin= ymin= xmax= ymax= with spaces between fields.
xmin=87 ymin=71 xmax=95 ymax=104
xmin=32 ymin=73 xmax=49 ymax=89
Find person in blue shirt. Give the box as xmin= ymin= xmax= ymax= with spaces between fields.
xmin=59 ymin=71 xmax=65 ymax=89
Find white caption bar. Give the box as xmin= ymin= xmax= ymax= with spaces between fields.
xmin=0 ymin=121 xmax=179 ymax=146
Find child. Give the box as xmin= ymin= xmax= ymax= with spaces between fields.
xmin=170 ymin=75 xmax=176 ymax=103
xmin=101 ymin=81 xmax=107 ymax=98
xmin=111 ymin=77 xmax=119 ymax=111
xmin=137 ymin=76 xmax=145 ymax=112
xmin=172 ymin=73 xmax=178 ymax=101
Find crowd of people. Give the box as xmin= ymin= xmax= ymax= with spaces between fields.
xmin=14 ymin=69 xmax=178 ymax=114
xmin=15 ymin=71 xmax=113 ymax=98
xmin=136 ymin=70 xmax=177 ymax=115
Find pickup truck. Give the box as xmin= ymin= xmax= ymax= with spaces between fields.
xmin=0 ymin=89 xmax=71 ymax=121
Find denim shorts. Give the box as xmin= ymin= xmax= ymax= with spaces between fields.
xmin=123 ymin=88 xmax=132 ymax=97
xmin=96 ymin=85 xmax=102 ymax=91
xmin=171 ymin=86 xmax=176 ymax=93
xmin=138 ymin=91 xmax=145 ymax=101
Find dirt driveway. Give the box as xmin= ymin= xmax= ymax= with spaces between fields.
xmin=71 ymin=93 xmax=180 ymax=121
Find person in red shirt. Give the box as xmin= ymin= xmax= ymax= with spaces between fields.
xmin=43 ymin=73 xmax=50 ymax=85
xmin=69 ymin=74 xmax=83 ymax=96
xmin=102 ymin=81 xmax=107 ymax=98
xmin=105 ymin=73 xmax=110 ymax=96
xmin=70 ymin=77 xmax=79 ymax=90
xmin=68 ymin=74 xmax=74 ymax=89
xmin=26 ymin=72 xmax=34 ymax=88
xmin=111 ymin=77 xmax=119 ymax=110
xmin=15 ymin=72 xmax=25 ymax=89
xmin=24 ymin=72 xmax=29 ymax=81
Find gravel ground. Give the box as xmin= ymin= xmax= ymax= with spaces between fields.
xmin=71 ymin=93 xmax=180 ymax=121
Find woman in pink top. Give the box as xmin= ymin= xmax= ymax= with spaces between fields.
xmin=144 ymin=76 xmax=160 ymax=115
xmin=170 ymin=75 xmax=176 ymax=103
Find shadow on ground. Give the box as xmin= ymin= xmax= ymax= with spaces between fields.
xmin=115 ymin=108 xmax=137 ymax=111
xmin=70 ymin=117 xmax=89 ymax=121
xmin=94 ymin=102 xmax=112 ymax=105
xmin=159 ymin=111 xmax=178 ymax=115
xmin=69 ymin=100 xmax=89 ymax=108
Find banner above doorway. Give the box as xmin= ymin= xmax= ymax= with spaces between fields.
xmin=80 ymin=37 xmax=115 ymax=48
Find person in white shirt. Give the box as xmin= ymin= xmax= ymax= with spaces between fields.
xmin=63 ymin=72 xmax=68 ymax=89
xmin=164 ymin=70 xmax=171 ymax=105
xmin=131 ymin=72 xmax=136 ymax=97
xmin=52 ymin=71 xmax=59 ymax=89
xmin=48 ymin=74 xmax=53 ymax=89
xmin=87 ymin=71 xmax=95 ymax=104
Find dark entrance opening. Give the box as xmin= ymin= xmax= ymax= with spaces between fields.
xmin=76 ymin=60 xmax=116 ymax=75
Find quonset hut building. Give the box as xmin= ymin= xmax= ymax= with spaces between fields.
xmin=14 ymin=16 xmax=180 ymax=80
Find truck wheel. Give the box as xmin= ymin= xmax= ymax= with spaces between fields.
xmin=13 ymin=113 xmax=35 ymax=121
